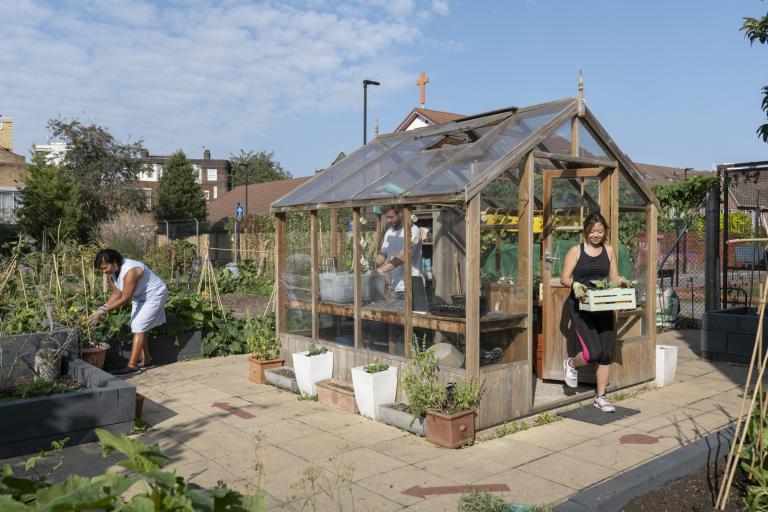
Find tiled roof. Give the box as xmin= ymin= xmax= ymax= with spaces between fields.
xmin=207 ymin=177 xmax=310 ymax=226
xmin=634 ymin=163 xmax=713 ymax=187
xmin=395 ymin=108 xmax=463 ymax=132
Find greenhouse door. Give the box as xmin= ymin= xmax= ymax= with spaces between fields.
xmin=540 ymin=168 xmax=613 ymax=381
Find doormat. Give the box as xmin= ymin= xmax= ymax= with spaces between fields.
xmin=558 ymin=405 xmax=640 ymax=425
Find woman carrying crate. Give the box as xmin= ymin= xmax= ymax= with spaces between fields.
xmin=560 ymin=212 xmax=628 ymax=413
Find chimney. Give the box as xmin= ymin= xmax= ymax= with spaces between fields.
xmin=140 ymin=148 xmax=149 ymax=158
xmin=203 ymin=149 xmax=211 ymax=160
xmin=0 ymin=117 xmax=14 ymax=152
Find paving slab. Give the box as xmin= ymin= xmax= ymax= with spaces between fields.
xmin=356 ymin=465 xmax=461 ymax=507
xmin=518 ymin=452 xmax=615 ymax=490
xmin=474 ymin=468 xmax=574 ymax=507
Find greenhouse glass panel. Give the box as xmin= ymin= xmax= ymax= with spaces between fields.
xmin=274 ymin=137 xmax=404 ymax=207
xmin=284 ymin=212 xmax=312 ymax=336
xmin=404 ymin=103 xmax=570 ymax=197
xmin=579 ymin=123 xmax=612 ymax=161
xmin=353 ymin=146 xmax=465 ymax=199
xmin=619 ymin=172 xmax=647 ymax=206
xmin=540 ymin=120 xmax=572 ymax=154
xmin=312 ymin=135 xmax=442 ymax=203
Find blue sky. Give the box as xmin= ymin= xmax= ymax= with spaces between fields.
xmin=2 ymin=0 xmax=767 ymax=176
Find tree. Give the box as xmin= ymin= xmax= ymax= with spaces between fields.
xmin=48 ymin=119 xmax=147 ymax=226
xmin=742 ymin=7 xmax=768 ymax=141
xmin=155 ymin=151 xmax=207 ymax=223
xmin=230 ymin=150 xmax=291 ymax=187
xmin=17 ymin=153 xmax=86 ymax=242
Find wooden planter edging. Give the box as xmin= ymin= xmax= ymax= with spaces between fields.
xmin=104 ymin=331 xmax=203 ymax=371
xmin=702 ymin=308 xmax=767 ymax=364
xmin=0 ymin=357 xmax=135 ymax=458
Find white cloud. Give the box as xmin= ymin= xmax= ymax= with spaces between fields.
xmin=432 ymin=0 xmax=450 ymax=15
xmin=1 ymin=0 xmax=450 ymax=157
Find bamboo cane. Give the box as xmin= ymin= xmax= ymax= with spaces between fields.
xmin=52 ymin=254 xmax=62 ymax=297
xmin=717 ymin=272 xmax=768 ymax=508
xmin=80 ymin=256 xmax=88 ymax=299
xmin=18 ymin=268 xmax=28 ymax=308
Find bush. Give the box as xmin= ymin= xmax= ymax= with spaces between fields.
xmin=97 ymin=209 xmax=156 ymax=260
xmin=202 ymin=318 xmax=248 ymax=357
xmin=402 ymin=338 xmax=447 ymax=419
xmin=144 ymin=239 xmax=197 ymax=283
xmin=217 ymin=259 xmax=273 ymax=296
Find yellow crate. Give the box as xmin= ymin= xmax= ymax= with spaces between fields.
xmin=579 ymin=288 xmax=637 ymax=312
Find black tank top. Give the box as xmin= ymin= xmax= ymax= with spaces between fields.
xmin=572 ymin=242 xmax=610 ymax=287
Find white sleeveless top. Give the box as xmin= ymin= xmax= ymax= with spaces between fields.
xmin=113 ymin=259 xmax=167 ymax=302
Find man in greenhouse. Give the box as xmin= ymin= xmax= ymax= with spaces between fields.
xmin=89 ymin=248 xmax=169 ymax=375
xmin=374 ymin=206 xmax=423 ymax=301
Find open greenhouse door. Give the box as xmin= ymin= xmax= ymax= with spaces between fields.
xmin=540 ymin=167 xmax=613 ymax=381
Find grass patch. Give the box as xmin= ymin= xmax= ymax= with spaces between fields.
xmin=298 ymin=394 xmax=318 ymax=401
xmin=130 ymin=419 xmax=150 ymax=435
xmin=493 ymin=413 xmax=562 ymax=439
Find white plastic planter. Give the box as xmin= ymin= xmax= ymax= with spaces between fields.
xmin=292 ymin=350 xmax=334 ymax=395
xmin=351 ymin=365 xmax=398 ymax=420
xmin=655 ymin=344 xmax=678 ymax=388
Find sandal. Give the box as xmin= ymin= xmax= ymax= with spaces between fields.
xmin=114 ymin=365 xmax=142 ymax=376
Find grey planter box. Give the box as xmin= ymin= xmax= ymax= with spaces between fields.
xmin=104 ymin=331 xmax=202 ymax=371
xmin=0 ymin=357 xmax=135 ymax=458
xmin=378 ymin=402 xmax=426 ymax=437
xmin=702 ymin=308 xmax=768 ymax=364
xmin=264 ymin=367 xmax=300 ymax=394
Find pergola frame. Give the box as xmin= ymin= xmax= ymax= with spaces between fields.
xmin=272 ymin=97 xmax=658 ymax=428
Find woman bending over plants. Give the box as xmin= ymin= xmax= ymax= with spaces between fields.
xmin=88 ymin=249 xmax=168 ymax=375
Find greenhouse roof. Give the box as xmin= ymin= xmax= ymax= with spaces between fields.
xmin=273 ymin=97 xmax=656 ymax=211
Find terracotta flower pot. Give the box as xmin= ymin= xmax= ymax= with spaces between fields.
xmin=135 ymin=393 xmax=145 ymax=420
xmin=425 ymin=408 xmax=476 ymax=449
xmin=81 ymin=342 xmax=110 ymax=369
xmin=248 ymin=356 xmax=285 ymax=384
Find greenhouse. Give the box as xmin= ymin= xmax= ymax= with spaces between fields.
xmin=271 ymin=95 xmax=659 ymax=428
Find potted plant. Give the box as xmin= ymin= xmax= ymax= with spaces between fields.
xmin=351 ymin=360 xmax=397 ymax=420
xmin=425 ymin=379 xmax=484 ymax=449
xmin=292 ymin=344 xmax=333 ymax=396
xmin=245 ymin=314 xmax=284 ymax=384
xmin=78 ymin=320 xmax=111 ymax=370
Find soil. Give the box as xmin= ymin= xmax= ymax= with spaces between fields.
xmin=220 ymin=293 xmax=272 ymax=319
xmin=0 ymin=375 xmax=84 ymax=401
xmin=271 ymin=367 xmax=295 ymax=378
xmin=621 ymin=461 xmax=749 ymax=512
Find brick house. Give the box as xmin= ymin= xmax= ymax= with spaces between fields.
xmin=0 ymin=117 xmax=26 ymax=223
xmin=137 ymin=149 xmax=231 ymax=210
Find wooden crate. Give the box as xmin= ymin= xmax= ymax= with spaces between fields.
xmin=579 ymin=288 xmax=637 ymax=312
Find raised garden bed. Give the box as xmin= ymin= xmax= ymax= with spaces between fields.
xmin=104 ymin=331 xmax=202 ymax=371
xmin=0 ymin=357 xmax=136 ymax=458
xmin=702 ymin=307 xmax=767 ymax=364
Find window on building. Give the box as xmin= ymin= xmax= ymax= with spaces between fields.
xmin=207 ymin=168 xmax=217 ymax=182
xmin=204 ymin=190 xmax=210 ymax=201
xmin=0 ymin=190 xmax=20 ymax=223
xmin=142 ymin=188 xmax=152 ymax=210
xmin=153 ymin=164 xmax=164 ymax=180
xmin=194 ymin=165 xmax=203 ymax=184
xmin=213 ymin=186 xmax=218 ymax=199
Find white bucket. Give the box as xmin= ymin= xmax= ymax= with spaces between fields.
xmin=655 ymin=344 xmax=678 ymax=388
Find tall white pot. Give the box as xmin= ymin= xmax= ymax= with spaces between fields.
xmin=351 ymin=365 xmax=398 ymax=420
xmin=292 ymin=350 xmax=334 ymax=395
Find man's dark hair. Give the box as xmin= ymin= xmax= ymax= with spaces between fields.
xmin=93 ymin=248 xmax=124 ymax=269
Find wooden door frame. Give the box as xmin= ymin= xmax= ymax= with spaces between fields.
xmin=540 ymin=166 xmax=615 ymax=381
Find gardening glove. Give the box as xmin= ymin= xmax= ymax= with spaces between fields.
xmin=87 ymin=305 xmax=108 ymax=326
xmin=572 ymin=282 xmax=587 ymax=302
xmin=611 ymin=277 xmax=631 ymax=288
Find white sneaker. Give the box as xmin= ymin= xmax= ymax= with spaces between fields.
xmin=563 ymin=358 xmax=578 ymax=388
xmin=594 ymin=395 xmax=616 ymax=413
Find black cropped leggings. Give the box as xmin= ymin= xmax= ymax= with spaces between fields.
xmin=566 ymin=297 xmax=615 ymax=365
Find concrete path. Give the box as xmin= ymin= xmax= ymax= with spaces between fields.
xmin=1 ymin=329 xmax=746 ymax=511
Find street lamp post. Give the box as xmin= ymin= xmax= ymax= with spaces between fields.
xmin=363 ymin=79 xmax=380 ymax=145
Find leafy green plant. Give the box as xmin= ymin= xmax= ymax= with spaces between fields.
xmin=297 ymin=394 xmax=318 ymax=401
xmin=440 ymin=379 xmax=484 ymax=415
xmin=0 ymin=378 xmax=81 ymax=401
xmin=1 ymin=307 xmax=42 ymax=335
xmin=245 ymin=314 xmax=280 ymax=361
xmin=533 ymin=412 xmax=562 ymax=427
xmin=458 ymin=490 xmax=509 ymax=512
xmin=402 ymin=337 xmax=447 ymax=419
xmin=740 ymin=404 xmax=768 ymax=510
xmin=202 ymin=318 xmax=248 ymax=357
xmin=306 ymin=344 xmax=328 ymax=357
xmin=363 ymin=360 xmax=389 ymax=374
xmin=0 ymin=428 xmax=266 ymax=511
xmin=217 ymin=260 xmax=274 ymax=297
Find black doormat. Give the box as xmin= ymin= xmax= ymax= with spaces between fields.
xmin=558 ymin=405 xmax=640 ymax=425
